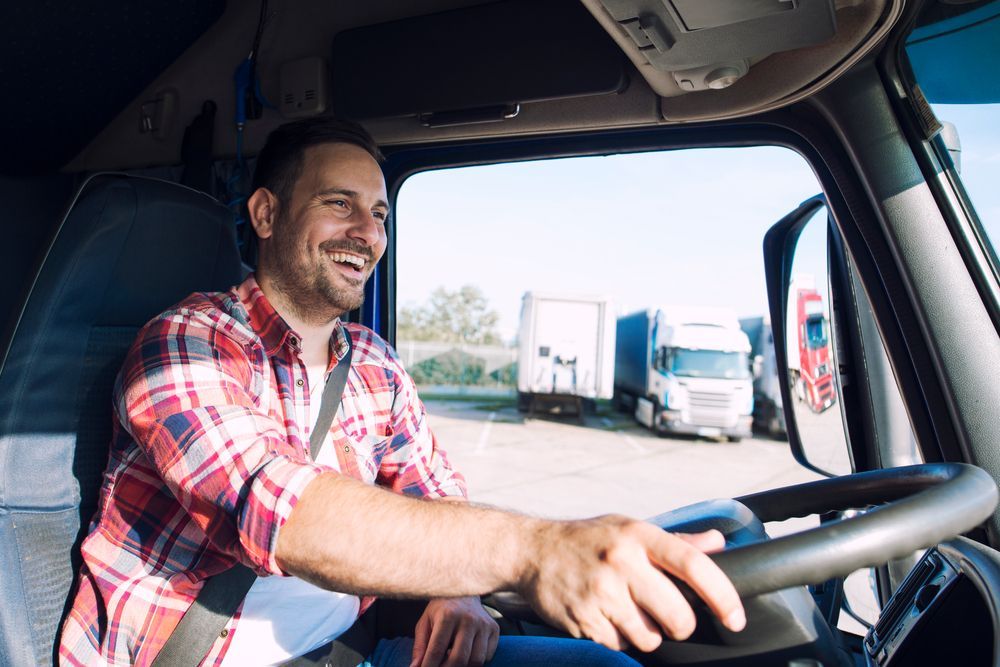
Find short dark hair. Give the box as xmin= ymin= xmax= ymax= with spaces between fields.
xmin=251 ymin=116 xmax=383 ymax=207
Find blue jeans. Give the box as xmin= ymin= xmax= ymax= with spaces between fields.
xmin=362 ymin=635 xmax=641 ymax=667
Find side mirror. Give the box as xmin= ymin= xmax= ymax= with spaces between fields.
xmin=763 ymin=195 xmax=851 ymax=476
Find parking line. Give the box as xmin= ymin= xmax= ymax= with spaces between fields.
xmin=617 ymin=430 xmax=649 ymax=454
xmin=474 ymin=411 xmax=496 ymax=453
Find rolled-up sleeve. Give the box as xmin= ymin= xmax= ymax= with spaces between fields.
xmin=117 ymin=309 xmax=332 ymax=576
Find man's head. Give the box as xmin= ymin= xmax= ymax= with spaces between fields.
xmin=248 ymin=117 xmax=388 ymax=325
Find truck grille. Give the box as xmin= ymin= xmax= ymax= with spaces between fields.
xmin=687 ymin=390 xmax=736 ymax=427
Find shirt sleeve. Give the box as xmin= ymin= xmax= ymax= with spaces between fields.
xmin=375 ymin=344 xmax=468 ymax=501
xmin=115 ymin=307 xmax=332 ymax=576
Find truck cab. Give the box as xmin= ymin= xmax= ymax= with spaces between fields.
xmin=2 ymin=1 xmax=1000 ymax=665
xmin=616 ymin=308 xmax=754 ymax=441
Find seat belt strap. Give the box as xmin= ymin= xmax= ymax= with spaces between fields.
xmin=151 ymin=336 xmax=353 ymax=667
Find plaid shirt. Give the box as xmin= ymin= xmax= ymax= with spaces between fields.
xmin=59 ymin=275 xmax=466 ymax=666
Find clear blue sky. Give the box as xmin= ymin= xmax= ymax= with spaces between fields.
xmin=396 ymin=107 xmax=998 ymax=343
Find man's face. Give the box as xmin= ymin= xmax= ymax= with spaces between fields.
xmin=261 ymin=142 xmax=388 ymax=323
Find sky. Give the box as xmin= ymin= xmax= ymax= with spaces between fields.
xmin=395 ymin=105 xmax=999 ymax=343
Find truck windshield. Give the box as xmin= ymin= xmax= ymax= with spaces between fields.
xmin=670 ymin=349 xmax=750 ymax=380
xmin=805 ymin=316 xmax=828 ymax=348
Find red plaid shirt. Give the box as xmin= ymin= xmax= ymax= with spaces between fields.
xmin=59 ymin=275 xmax=466 ymax=666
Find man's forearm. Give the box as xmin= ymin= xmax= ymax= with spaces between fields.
xmin=275 ymin=470 xmax=747 ymax=653
xmin=275 ymin=472 xmax=540 ymax=597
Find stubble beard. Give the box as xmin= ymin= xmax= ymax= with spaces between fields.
xmin=264 ymin=223 xmax=369 ymax=326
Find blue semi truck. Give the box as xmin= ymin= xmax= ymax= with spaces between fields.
xmin=614 ymin=308 xmax=754 ymax=441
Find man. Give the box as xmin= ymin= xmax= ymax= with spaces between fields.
xmin=60 ymin=118 xmax=745 ymax=667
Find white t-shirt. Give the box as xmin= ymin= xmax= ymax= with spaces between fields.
xmin=220 ymin=367 xmax=360 ymax=666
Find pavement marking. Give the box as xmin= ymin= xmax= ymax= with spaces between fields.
xmin=474 ymin=411 xmax=496 ymax=454
xmin=616 ymin=429 xmax=649 ymax=454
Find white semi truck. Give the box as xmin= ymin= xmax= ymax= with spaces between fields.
xmin=516 ymin=291 xmax=616 ymax=416
xmin=615 ymin=307 xmax=754 ymax=441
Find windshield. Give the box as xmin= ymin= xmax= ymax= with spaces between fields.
xmin=805 ymin=315 xmax=828 ymax=349
xmin=670 ymin=348 xmax=750 ymax=380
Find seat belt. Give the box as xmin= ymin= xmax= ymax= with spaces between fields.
xmin=152 ymin=337 xmax=354 ymax=667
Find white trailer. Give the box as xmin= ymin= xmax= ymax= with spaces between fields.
xmin=516 ymin=291 xmax=616 ymax=418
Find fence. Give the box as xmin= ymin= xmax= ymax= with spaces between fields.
xmin=395 ymin=339 xmax=518 ymax=390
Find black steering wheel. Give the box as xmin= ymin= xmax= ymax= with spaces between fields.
xmin=489 ymin=463 xmax=998 ymax=619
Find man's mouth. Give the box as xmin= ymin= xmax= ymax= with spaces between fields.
xmin=326 ymin=250 xmax=368 ymax=278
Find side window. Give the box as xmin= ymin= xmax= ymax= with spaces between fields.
xmin=905 ymin=1 xmax=1000 ymax=269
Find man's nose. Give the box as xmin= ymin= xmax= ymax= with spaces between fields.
xmin=347 ymin=208 xmax=382 ymax=246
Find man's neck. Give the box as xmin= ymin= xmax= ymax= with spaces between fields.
xmin=257 ymin=274 xmax=341 ymax=369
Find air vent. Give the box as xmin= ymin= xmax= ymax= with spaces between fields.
xmin=869 ymin=554 xmax=938 ymax=650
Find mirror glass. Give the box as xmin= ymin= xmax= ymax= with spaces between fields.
xmin=786 ymin=205 xmax=851 ymax=475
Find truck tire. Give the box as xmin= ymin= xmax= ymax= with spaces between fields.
xmin=517 ymin=391 xmax=531 ymax=413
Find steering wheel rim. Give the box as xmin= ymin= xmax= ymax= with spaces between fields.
xmin=488 ymin=463 xmax=997 ymax=621
xmin=718 ymin=462 xmax=997 ymax=597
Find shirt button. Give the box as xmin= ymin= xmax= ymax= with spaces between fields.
xmin=344 ymin=445 xmax=351 ymax=453
xmin=296 ymin=379 xmax=304 ymax=387
xmin=220 ymin=629 xmax=229 ymax=638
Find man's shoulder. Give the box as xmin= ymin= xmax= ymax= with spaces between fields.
xmin=342 ymin=322 xmax=392 ymax=362
xmin=142 ymin=287 xmax=252 ymax=342
xmin=342 ymin=323 xmax=402 ymax=369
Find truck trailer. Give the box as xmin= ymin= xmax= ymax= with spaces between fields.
xmin=615 ymin=308 xmax=753 ymax=440
xmin=516 ymin=292 xmax=616 ymax=417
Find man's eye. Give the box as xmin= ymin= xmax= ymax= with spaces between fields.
xmin=325 ymin=199 xmax=348 ymax=208
xmin=373 ymin=210 xmax=387 ymax=221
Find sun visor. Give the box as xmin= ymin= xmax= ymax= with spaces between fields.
xmin=331 ymin=0 xmax=629 ymax=124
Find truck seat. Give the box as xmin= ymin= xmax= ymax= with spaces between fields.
xmin=0 ymin=174 xmax=243 ymax=666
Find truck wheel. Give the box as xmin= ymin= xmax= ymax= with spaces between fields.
xmin=517 ymin=392 xmax=531 ymax=413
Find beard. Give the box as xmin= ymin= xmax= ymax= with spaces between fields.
xmin=262 ymin=217 xmax=374 ymax=325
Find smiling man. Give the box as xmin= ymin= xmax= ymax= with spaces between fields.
xmin=59 ymin=118 xmax=744 ymax=667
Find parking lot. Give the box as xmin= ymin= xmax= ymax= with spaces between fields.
xmin=424 ymin=397 xmax=823 ymax=523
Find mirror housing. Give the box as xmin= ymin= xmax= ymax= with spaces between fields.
xmin=763 ymin=194 xmax=834 ymax=476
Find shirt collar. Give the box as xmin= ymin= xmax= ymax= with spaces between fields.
xmin=238 ymin=274 xmax=350 ymax=367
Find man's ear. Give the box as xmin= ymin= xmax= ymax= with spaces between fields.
xmin=247 ymin=188 xmax=277 ymax=240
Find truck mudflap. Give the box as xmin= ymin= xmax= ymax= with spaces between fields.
xmin=655 ymin=409 xmax=753 ymax=441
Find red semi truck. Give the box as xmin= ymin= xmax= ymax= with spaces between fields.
xmin=786 ymin=278 xmax=837 ymax=413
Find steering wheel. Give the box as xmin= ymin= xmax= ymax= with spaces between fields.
xmin=489 ymin=463 xmax=998 ymax=618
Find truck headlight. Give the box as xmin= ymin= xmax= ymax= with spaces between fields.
xmin=666 ymin=384 xmax=685 ymax=410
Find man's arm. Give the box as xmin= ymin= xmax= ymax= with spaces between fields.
xmin=275 ymin=473 xmax=745 ymax=653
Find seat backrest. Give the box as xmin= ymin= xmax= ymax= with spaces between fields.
xmin=0 ymin=174 xmax=243 ymax=666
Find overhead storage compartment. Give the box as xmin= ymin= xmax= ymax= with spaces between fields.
xmin=331 ymin=0 xmax=629 ymax=123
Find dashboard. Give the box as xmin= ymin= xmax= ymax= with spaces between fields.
xmin=864 ymin=538 xmax=999 ymax=666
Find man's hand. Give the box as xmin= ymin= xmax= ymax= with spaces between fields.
xmin=521 ymin=516 xmax=745 ymax=653
xmin=410 ymin=597 xmax=500 ymax=667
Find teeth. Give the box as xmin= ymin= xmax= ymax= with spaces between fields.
xmin=330 ymin=251 xmax=365 ymax=269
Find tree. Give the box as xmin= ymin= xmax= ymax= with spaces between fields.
xmin=398 ymin=285 xmax=503 ymax=345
